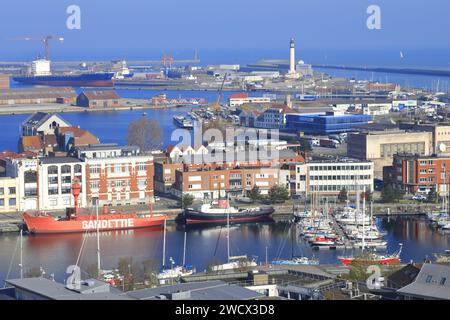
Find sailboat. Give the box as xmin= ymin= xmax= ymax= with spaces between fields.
xmin=157 ymin=221 xmax=196 ymax=282
xmin=210 ymin=200 xmax=257 ymax=271
xmin=338 ymin=187 xmax=402 ymax=266
xmin=271 ymin=224 xmax=319 ymax=266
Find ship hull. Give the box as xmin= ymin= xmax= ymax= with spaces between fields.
xmin=23 ymin=212 xmax=166 ymax=234
xmin=181 ymin=207 xmax=274 ymax=225
xmin=338 ymin=257 xmax=401 ymax=266
xmin=13 ymin=73 xmax=114 ymax=87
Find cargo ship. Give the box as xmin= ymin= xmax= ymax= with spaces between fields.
xmin=13 ymin=59 xmax=114 ymax=87
xmin=179 ymin=199 xmax=274 ymax=225
xmin=23 ymin=178 xmax=166 ymax=234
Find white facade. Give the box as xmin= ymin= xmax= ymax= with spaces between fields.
xmin=362 ymin=102 xmax=392 ymax=116
xmin=38 ymin=158 xmax=86 ymax=211
xmin=289 ymin=160 xmax=374 ymax=196
xmin=6 ymin=158 xmax=39 ymax=211
xmin=255 ymin=108 xmax=287 ymax=129
xmin=31 ymin=59 xmax=51 ymax=76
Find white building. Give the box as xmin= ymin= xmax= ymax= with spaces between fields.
xmin=5 ymin=156 xmax=86 ymax=211
xmin=37 ymin=157 xmax=86 ymax=211
xmin=288 ymin=159 xmax=374 ymax=197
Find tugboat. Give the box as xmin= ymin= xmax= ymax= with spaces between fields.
xmin=179 ymin=198 xmax=274 ymax=225
xmin=23 ymin=178 xmax=166 ymax=234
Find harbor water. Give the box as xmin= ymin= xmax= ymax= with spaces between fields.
xmin=0 ymin=216 xmax=449 ymax=285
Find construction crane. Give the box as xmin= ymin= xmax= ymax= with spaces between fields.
xmin=16 ymin=35 xmax=64 ymax=60
xmin=214 ymin=73 xmax=227 ymax=112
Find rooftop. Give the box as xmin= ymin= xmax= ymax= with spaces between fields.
xmin=81 ymin=90 xmax=120 ymax=100
xmin=39 ymin=156 xmax=82 ymax=164
xmin=5 ymin=277 xmax=131 ymax=300
xmin=126 ymin=280 xmax=264 ymax=300
xmin=397 ymin=263 xmax=450 ymax=300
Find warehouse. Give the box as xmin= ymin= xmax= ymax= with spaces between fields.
xmin=0 ymin=87 xmax=76 ymax=105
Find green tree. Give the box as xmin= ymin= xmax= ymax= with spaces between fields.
xmin=85 ymin=263 xmax=99 ymax=279
xmin=381 ymin=185 xmax=395 ymax=203
xmin=427 ymin=187 xmax=437 ymax=203
xmin=25 ymin=267 xmax=43 ymax=278
xmin=338 ymin=188 xmax=348 ymax=203
xmin=268 ymin=185 xmax=290 ymax=204
xmin=247 ymin=185 xmax=261 ymax=202
xmin=142 ymin=259 xmax=159 ymax=286
xmin=181 ymin=194 xmax=195 ymax=209
xmin=299 ymin=138 xmax=312 ymax=152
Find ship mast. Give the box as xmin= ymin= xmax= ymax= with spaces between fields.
xmin=96 ymin=202 xmax=101 ymax=277
xmin=162 ymin=219 xmax=167 ymax=267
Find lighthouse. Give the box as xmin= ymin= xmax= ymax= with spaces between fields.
xmin=289 ymin=38 xmax=296 ymax=74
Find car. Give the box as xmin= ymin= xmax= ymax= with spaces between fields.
xmin=412 ymin=194 xmax=427 ymax=201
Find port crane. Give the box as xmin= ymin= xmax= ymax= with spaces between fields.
xmin=16 ymin=35 xmax=64 ymax=60
xmin=214 ymin=73 xmax=227 ymax=112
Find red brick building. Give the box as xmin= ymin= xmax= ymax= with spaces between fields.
xmin=75 ymin=144 xmax=154 ymax=206
xmin=392 ymin=153 xmax=450 ymax=195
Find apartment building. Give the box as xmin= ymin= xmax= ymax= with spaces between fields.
xmin=172 ymin=166 xmax=280 ymax=200
xmin=0 ymin=177 xmax=19 ymax=213
xmin=5 ymin=156 xmax=86 ymax=211
xmin=76 ymin=144 xmax=154 ymax=207
xmin=286 ymin=159 xmax=374 ymax=198
xmin=391 ymin=153 xmax=450 ymax=195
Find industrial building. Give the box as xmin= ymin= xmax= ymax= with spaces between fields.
xmin=0 ymin=87 xmax=76 ymax=105
xmin=286 ymin=112 xmax=372 ymax=135
xmin=0 ymin=177 xmax=19 ymax=213
xmin=76 ymin=91 xmax=121 ymax=108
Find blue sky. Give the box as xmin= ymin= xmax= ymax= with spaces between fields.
xmin=0 ymin=0 xmax=449 ymax=66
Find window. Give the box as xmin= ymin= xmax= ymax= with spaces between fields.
xmin=48 ymin=187 xmax=58 ymax=195
xmin=138 ymin=180 xmax=146 ymax=188
xmin=8 ymin=187 xmax=16 ymax=195
xmin=0 ymin=199 xmax=4 ymax=206
xmin=9 ymin=198 xmax=16 ymax=206
xmin=90 ymin=181 xmax=100 ymax=189
xmin=48 ymin=166 xmax=58 ymax=175
xmin=0 ymin=188 xmax=3 ymax=195
xmin=24 ymin=171 xmax=37 ymax=183
xmin=440 ymin=277 xmax=446 ymax=286
xmin=138 ymin=162 xmax=146 ymax=171
xmin=74 ymin=164 xmax=82 ymax=174
xmin=62 ymin=176 xmax=71 ymax=184
xmin=90 ymin=166 xmax=100 ymax=174
xmin=61 ymin=165 xmax=71 ymax=175
xmin=61 ymin=186 xmax=71 ymax=194
xmin=425 ymin=275 xmax=433 ymax=283
xmin=48 ymin=176 xmax=58 ymax=185
xmin=115 ymin=164 xmax=121 ymax=173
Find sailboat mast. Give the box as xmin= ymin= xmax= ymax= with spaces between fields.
xmin=227 ymin=209 xmax=230 ymax=263
xmin=183 ymin=231 xmax=187 ymax=266
xmin=162 ymin=219 xmax=167 ymax=267
xmin=20 ymin=229 xmax=23 ymax=279
xmin=96 ymin=203 xmax=101 ymax=276
xmin=362 ymin=186 xmax=366 ymax=252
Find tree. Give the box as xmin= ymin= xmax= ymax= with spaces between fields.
xmin=338 ymin=188 xmax=348 ymax=203
xmin=142 ymin=259 xmax=159 ymax=286
xmin=381 ymin=185 xmax=395 ymax=203
xmin=247 ymin=185 xmax=261 ymax=202
xmin=117 ymin=257 xmax=140 ymax=291
xmin=427 ymin=187 xmax=437 ymax=203
xmin=381 ymin=185 xmax=403 ymax=203
xmin=126 ymin=117 xmax=163 ymax=152
xmin=181 ymin=194 xmax=194 ymax=209
xmin=268 ymin=185 xmax=290 ymax=204
xmin=25 ymin=267 xmax=43 ymax=278
xmin=364 ymin=189 xmax=373 ymax=203
xmin=299 ymin=138 xmax=312 ymax=152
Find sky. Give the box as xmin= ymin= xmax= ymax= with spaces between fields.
xmin=0 ymin=0 xmax=449 ymax=66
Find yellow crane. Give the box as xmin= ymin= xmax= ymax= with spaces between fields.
xmin=214 ymin=73 xmax=227 ymax=112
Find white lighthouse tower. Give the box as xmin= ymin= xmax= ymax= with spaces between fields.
xmin=286 ymin=38 xmax=299 ymax=79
